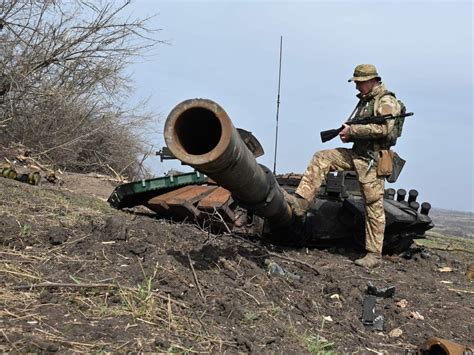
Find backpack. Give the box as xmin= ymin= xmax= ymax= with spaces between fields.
xmin=376 ymin=92 xmax=406 ymax=146
xmin=394 ymin=99 xmax=406 ymax=138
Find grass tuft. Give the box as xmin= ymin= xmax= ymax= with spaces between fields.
xmin=302 ymin=331 xmax=334 ymax=355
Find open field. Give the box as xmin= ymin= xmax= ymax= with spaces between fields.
xmin=429 ymin=208 xmax=474 ymax=240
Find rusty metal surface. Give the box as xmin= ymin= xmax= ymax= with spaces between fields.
xmin=168 ymin=201 xmax=202 ymax=221
xmin=145 ymin=182 xmax=260 ymax=235
xmin=165 ymin=185 xmax=217 ymax=220
xmin=421 ymin=336 xmax=473 ymax=354
xmin=197 ymin=187 xmax=234 ymax=222
xmin=146 ymin=184 xmax=255 ymax=233
xmin=146 ymin=185 xmax=197 ymax=217
xmin=197 ymin=187 xmax=231 ymax=208
xmin=166 ymin=185 xmax=217 ymax=204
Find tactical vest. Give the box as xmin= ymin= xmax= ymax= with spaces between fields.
xmin=350 ymin=88 xmax=405 ymax=157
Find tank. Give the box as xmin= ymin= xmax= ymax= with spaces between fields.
xmin=109 ymin=98 xmax=434 ymax=253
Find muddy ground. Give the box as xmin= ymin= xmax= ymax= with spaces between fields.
xmin=0 ymin=176 xmax=473 ymax=353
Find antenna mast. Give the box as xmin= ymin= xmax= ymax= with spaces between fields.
xmin=273 ymin=36 xmax=283 ymax=174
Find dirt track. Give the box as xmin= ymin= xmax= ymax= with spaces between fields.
xmin=1 ymin=176 xmax=473 ymax=353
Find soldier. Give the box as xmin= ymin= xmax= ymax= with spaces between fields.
xmin=287 ymin=64 xmax=403 ymax=268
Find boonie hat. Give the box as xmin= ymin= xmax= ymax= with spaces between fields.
xmin=348 ymin=64 xmax=381 ymax=82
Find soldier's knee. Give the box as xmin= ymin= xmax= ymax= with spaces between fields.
xmin=361 ymin=181 xmax=384 ymax=205
xmin=312 ymin=150 xmax=328 ymax=165
xmin=365 ymin=192 xmax=382 ymax=205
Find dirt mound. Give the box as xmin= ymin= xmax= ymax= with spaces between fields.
xmin=1 ymin=176 xmax=473 ymax=353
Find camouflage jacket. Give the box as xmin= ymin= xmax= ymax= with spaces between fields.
xmin=347 ymin=83 xmax=401 ymax=158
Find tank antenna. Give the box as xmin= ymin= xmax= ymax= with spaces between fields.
xmin=273 ymin=36 xmax=283 ymax=175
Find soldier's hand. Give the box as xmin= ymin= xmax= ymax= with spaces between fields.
xmin=339 ymin=123 xmax=350 ymax=142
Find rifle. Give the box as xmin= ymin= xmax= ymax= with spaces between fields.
xmin=320 ymin=112 xmax=413 ymax=143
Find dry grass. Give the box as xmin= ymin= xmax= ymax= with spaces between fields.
xmin=0 ymin=180 xmax=111 ymax=229
xmin=415 ymin=231 xmax=474 ymax=254
xmin=0 ymin=227 xmax=234 ymax=352
xmin=1 ymin=255 xmax=233 ymax=352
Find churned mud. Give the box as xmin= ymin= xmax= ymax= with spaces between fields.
xmin=0 ymin=176 xmax=473 ymax=353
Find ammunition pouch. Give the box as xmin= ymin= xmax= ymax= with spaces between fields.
xmin=386 ymin=151 xmax=405 ymax=183
xmin=376 ymin=150 xmax=405 ymax=183
xmin=376 ymin=150 xmax=393 ymax=177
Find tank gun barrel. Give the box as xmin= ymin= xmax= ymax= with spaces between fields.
xmin=164 ymin=98 xmax=293 ymax=228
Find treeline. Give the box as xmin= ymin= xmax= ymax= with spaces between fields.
xmin=0 ymin=0 xmax=162 ymax=179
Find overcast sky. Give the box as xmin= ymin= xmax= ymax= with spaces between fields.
xmin=125 ymin=0 xmax=473 ymax=212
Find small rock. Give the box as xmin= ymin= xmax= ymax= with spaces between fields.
xmin=48 ymin=227 xmax=68 ymax=245
xmin=323 ymin=285 xmax=341 ymax=295
xmin=389 ymin=328 xmax=403 ymax=338
xmin=396 ymin=299 xmax=408 ymax=308
xmin=154 ymin=338 xmax=170 ymax=349
xmin=104 ymin=216 xmax=128 ymax=241
xmin=109 ymin=294 xmax=121 ymax=304
xmin=265 ymin=259 xmax=301 ymax=280
xmin=420 ymin=251 xmax=430 ymax=259
xmin=39 ymin=290 xmax=60 ymax=304
xmin=409 ymin=311 xmax=424 ymax=320
xmin=46 ymin=344 xmax=59 ymax=352
xmin=466 ymin=264 xmax=474 ymax=281
xmin=127 ymin=241 xmax=147 ymax=255
xmin=265 ymin=337 xmax=277 ymax=345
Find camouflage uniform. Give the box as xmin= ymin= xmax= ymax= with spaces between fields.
xmin=295 ymin=67 xmax=401 ymax=255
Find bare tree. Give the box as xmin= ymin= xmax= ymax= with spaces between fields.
xmin=0 ymin=0 xmax=163 ymax=178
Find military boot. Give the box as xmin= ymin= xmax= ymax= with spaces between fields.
xmin=354 ymin=252 xmax=382 ymax=268
xmin=283 ymin=191 xmax=310 ymax=217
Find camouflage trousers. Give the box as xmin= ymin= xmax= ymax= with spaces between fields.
xmin=295 ymin=148 xmax=385 ymax=254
